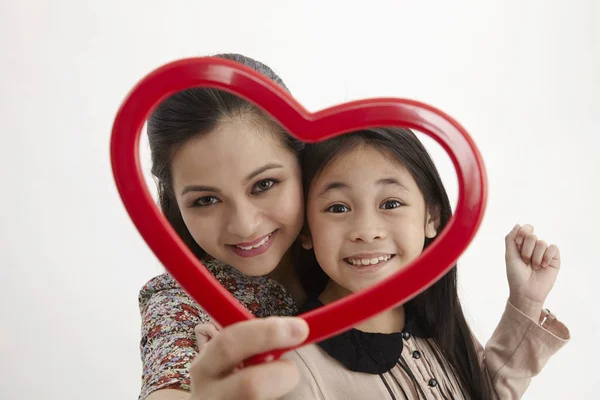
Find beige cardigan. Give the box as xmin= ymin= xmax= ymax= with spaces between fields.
xmin=282 ymin=301 xmax=569 ymax=399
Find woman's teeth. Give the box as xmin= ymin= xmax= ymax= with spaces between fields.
xmin=346 ymin=255 xmax=393 ymax=266
xmin=235 ymin=234 xmax=271 ymax=251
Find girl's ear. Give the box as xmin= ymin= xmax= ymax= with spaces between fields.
xmin=425 ymin=205 xmax=441 ymax=239
xmin=300 ymin=233 xmax=313 ymax=250
xmin=299 ymin=224 xmax=313 ymax=249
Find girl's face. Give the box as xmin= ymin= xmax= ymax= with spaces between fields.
xmin=171 ymin=117 xmax=304 ymax=276
xmin=304 ymin=145 xmax=438 ymax=300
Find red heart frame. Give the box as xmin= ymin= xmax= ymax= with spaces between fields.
xmin=110 ymin=57 xmax=487 ymax=362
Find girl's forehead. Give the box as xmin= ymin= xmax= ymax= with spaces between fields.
xmin=320 ymin=145 xmax=411 ymax=177
xmin=309 ymin=145 xmax=418 ymax=193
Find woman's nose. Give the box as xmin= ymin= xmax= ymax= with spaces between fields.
xmin=226 ymin=201 xmax=262 ymax=239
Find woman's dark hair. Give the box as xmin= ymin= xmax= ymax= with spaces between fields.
xmin=147 ymin=53 xmax=304 ymax=260
xmin=295 ymin=128 xmax=492 ymax=399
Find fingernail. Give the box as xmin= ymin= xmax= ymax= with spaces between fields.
xmin=288 ymin=319 xmax=309 ymax=340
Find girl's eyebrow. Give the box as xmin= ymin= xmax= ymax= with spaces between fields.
xmin=318 ymin=181 xmax=349 ymax=197
xmin=318 ymin=177 xmax=409 ymax=198
xmin=377 ymin=177 xmax=409 ymax=192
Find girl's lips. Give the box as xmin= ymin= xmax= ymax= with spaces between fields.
xmin=344 ymin=253 xmax=395 ymax=264
xmin=344 ymin=252 xmax=394 ymax=260
xmin=344 ymin=254 xmax=396 ymax=270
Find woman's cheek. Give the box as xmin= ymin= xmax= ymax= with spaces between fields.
xmin=185 ymin=214 xmax=215 ymax=243
xmin=274 ymin=183 xmax=304 ymax=224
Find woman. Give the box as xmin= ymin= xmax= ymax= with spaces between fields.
xmin=139 ymin=53 xmax=310 ymax=400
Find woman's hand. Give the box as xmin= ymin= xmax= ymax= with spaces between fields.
xmin=194 ymin=322 xmax=220 ymax=348
xmin=189 ymin=316 xmax=309 ymax=400
xmin=505 ymin=223 xmax=561 ymax=321
xmin=195 ymin=322 xmax=248 ymax=372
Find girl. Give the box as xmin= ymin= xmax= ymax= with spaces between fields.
xmin=139 ymin=53 xmax=310 ymax=400
xmin=278 ymin=128 xmax=570 ymax=399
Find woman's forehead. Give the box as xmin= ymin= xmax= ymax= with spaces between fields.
xmin=171 ymin=119 xmax=295 ymax=186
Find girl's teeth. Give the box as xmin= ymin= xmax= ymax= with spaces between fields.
xmin=348 ymin=255 xmax=391 ymax=266
xmin=236 ymin=235 xmax=270 ymax=250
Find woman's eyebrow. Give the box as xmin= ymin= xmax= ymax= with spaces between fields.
xmin=181 ymin=163 xmax=284 ymax=196
xmin=181 ymin=184 xmax=220 ymax=196
xmin=244 ymin=163 xmax=284 ymax=183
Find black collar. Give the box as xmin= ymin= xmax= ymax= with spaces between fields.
xmin=301 ymin=298 xmax=428 ymax=374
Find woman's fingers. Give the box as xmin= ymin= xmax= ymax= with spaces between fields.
xmin=220 ymin=359 xmax=301 ymax=400
xmin=192 ymin=316 xmax=308 ymax=378
xmin=195 ymin=323 xmax=220 ymax=350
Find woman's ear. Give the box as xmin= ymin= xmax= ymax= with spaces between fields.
xmin=425 ymin=205 xmax=441 ymax=239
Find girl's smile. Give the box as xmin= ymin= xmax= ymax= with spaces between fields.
xmin=343 ymin=252 xmax=395 ymax=266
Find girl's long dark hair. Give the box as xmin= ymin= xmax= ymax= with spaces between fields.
xmin=295 ymin=128 xmax=492 ymax=399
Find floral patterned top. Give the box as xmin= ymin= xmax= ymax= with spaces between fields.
xmin=138 ymin=258 xmax=298 ymax=400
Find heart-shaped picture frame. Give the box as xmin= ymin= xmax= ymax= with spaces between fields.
xmin=111 ymin=57 xmax=487 ymax=362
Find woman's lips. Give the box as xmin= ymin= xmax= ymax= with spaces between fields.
xmin=228 ymin=230 xmax=277 ymax=258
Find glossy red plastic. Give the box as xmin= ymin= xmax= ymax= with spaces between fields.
xmin=110 ymin=57 xmax=487 ymax=363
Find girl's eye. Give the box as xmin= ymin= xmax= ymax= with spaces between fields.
xmin=326 ymin=204 xmax=350 ymax=213
xmin=252 ymin=179 xmax=278 ymax=194
xmin=194 ymin=196 xmax=220 ymax=207
xmin=381 ymin=200 xmax=402 ymax=210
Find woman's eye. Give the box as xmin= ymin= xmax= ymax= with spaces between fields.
xmin=194 ymin=196 xmax=219 ymax=207
xmin=252 ymin=179 xmax=278 ymax=193
xmin=381 ymin=200 xmax=402 ymax=210
xmin=326 ymin=204 xmax=350 ymax=213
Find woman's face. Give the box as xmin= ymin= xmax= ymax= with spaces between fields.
xmin=171 ymin=117 xmax=304 ymax=276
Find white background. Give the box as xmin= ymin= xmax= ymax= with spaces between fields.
xmin=1 ymin=1 xmax=598 ymax=399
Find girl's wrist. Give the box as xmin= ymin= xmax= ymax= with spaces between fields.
xmin=509 ymin=294 xmax=545 ymax=322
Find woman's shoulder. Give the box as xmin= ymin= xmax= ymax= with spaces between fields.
xmin=196 ymin=258 xmax=298 ymax=316
xmin=138 ymin=258 xmax=298 ymax=318
xmin=138 ymin=273 xmax=201 ymax=399
xmin=138 ymin=272 xmax=207 ymax=338
xmin=138 ymin=272 xmax=188 ymax=313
